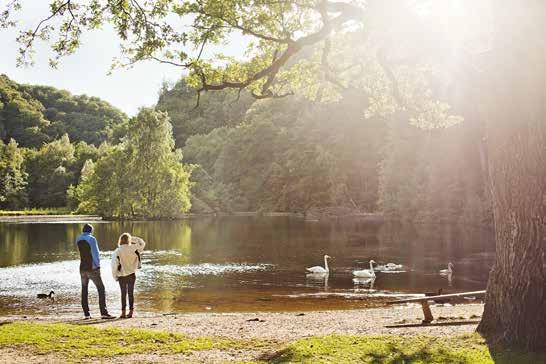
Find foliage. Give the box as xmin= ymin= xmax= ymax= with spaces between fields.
xmin=0 ymin=74 xmax=127 ymax=148
xmin=0 ymin=138 xmax=27 ymax=209
xmin=24 ymin=134 xmax=76 ymax=207
xmin=1 ymin=3 xmax=480 ymax=221
xmin=20 ymin=83 xmax=128 ymax=145
xmin=0 ymin=74 xmax=49 ymax=147
xmin=184 ymin=92 xmax=386 ymax=214
xmin=73 ymin=108 xmax=192 ymax=218
xmin=156 ymin=79 xmax=254 ymax=147
xmin=0 ymin=74 xmax=126 ymax=210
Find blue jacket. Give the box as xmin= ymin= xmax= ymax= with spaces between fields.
xmin=75 ymin=232 xmax=101 ymax=270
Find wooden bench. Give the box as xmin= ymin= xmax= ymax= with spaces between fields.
xmin=387 ymin=290 xmax=486 ymax=323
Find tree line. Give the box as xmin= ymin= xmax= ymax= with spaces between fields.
xmin=0 ymin=75 xmax=191 ymax=218
xmin=158 ymin=78 xmax=490 ymax=224
xmin=1 ymin=73 xmax=490 ymax=223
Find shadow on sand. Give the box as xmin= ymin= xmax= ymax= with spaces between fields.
xmin=62 ymin=317 xmax=123 ymax=325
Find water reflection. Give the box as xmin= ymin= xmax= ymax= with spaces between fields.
xmin=305 ymin=273 xmax=329 ymax=290
xmin=0 ymin=217 xmax=494 ymax=314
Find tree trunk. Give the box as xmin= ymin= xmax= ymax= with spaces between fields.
xmin=477 ymin=125 xmax=546 ymax=350
xmin=476 ymin=0 xmax=546 ymax=351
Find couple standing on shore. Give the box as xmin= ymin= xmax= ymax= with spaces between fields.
xmin=76 ymin=224 xmax=146 ymax=319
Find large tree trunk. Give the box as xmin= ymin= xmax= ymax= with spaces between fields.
xmin=476 ymin=0 xmax=546 ymax=351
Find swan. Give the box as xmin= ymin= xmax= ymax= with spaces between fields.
xmin=374 ymin=262 xmax=403 ymax=271
xmin=353 ymin=260 xmax=376 ymax=278
xmin=385 ymin=263 xmax=403 ymax=270
xmin=440 ymin=262 xmax=454 ymax=274
xmin=306 ymin=255 xmax=331 ymax=274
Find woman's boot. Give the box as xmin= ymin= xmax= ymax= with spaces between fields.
xmin=127 ymin=309 xmax=133 ymax=318
xmin=120 ymin=309 xmax=126 ymax=319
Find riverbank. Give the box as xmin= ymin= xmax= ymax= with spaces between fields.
xmin=0 ymin=208 xmax=71 ymax=216
xmin=0 ymin=214 xmax=102 ymax=223
xmin=0 ymin=304 xmax=542 ymax=363
xmin=0 ymin=210 xmax=384 ymax=223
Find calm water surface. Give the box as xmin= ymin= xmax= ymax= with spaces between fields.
xmin=0 ymin=217 xmax=494 ymax=315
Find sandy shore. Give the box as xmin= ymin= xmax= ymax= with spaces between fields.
xmin=0 ymin=303 xmax=485 ymax=363
xmin=99 ymin=303 xmax=485 ymax=340
xmin=1 ymin=303 xmax=485 ymax=340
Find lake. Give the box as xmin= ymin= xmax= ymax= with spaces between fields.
xmin=0 ymin=217 xmax=494 ymax=316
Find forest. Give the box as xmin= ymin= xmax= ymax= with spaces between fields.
xmin=1 ymin=74 xmax=489 ymax=222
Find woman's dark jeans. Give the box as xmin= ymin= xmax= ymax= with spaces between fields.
xmin=118 ymin=273 xmax=136 ymax=310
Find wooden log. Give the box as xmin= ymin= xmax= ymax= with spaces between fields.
xmin=387 ymin=290 xmax=486 ymax=304
xmin=421 ymin=301 xmax=434 ymax=323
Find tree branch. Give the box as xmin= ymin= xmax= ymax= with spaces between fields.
xmin=196 ymin=0 xmax=364 ymax=97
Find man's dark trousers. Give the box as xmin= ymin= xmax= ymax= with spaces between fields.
xmin=80 ymin=268 xmax=107 ymax=316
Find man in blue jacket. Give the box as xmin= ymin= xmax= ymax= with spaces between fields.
xmin=76 ymin=224 xmax=114 ymax=319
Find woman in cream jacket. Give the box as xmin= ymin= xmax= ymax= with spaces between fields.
xmin=111 ymin=233 xmax=146 ymax=318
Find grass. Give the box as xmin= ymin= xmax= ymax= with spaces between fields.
xmin=0 ymin=207 xmax=73 ymax=216
xmin=0 ymin=322 xmax=256 ymax=360
xmin=1 ymin=323 xmax=544 ymax=363
xmin=269 ymin=334 xmax=546 ymax=364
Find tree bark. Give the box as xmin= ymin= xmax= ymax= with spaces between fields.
xmin=476 ymin=0 xmax=546 ymax=351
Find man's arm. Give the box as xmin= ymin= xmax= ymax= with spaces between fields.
xmin=89 ymin=236 xmax=101 ymax=269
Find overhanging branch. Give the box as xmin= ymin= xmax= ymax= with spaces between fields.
xmin=195 ymin=0 xmax=364 ymax=98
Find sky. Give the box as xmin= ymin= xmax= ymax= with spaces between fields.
xmin=0 ymin=1 xmax=246 ymax=116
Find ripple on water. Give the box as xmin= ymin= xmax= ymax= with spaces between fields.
xmin=0 ymin=260 xmax=120 ymax=297
xmin=143 ymin=263 xmax=274 ymax=276
xmin=0 ymin=260 xmax=274 ymax=298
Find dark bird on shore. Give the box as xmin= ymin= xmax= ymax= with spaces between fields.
xmin=37 ymin=291 xmax=55 ymax=300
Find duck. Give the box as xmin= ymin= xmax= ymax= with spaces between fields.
xmin=37 ymin=291 xmax=55 ymax=300
xmin=306 ymin=255 xmax=331 ymax=274
xmin=353 ymin=260 xmax=376 ymax=278
xmin=440 ymin=262 xmax=454 ymax=274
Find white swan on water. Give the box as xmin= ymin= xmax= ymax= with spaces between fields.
xmin=306 ymin=255 xmax=331 ymax=274
xmin=353 ymin=260 xmax=376 ymax=278
xmin=440 ymin=262 xmax=454 ymax=274
xmin=374 ymin=262 xmax=403 ymax=271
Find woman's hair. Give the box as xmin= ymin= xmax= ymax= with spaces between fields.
xmin=118 ymin=232 xmax=132 ymax=246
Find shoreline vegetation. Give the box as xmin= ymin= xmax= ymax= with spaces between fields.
xmin=0 ymin=305 xmax=543 ymax=363
xmin=0 ymin=207 xmax=71 ymax=216
xmin=0 ymin=209 xmax=385 ymax=222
